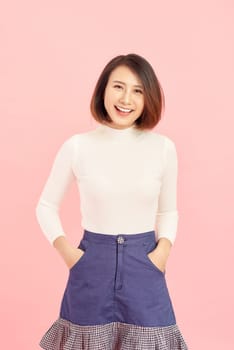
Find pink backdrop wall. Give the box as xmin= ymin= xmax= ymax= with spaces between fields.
xmin=1 ymin=0 xmax=233 ymax=348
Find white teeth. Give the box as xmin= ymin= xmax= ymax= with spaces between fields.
xmin=116 ymin=106 xmax=132 ymax=113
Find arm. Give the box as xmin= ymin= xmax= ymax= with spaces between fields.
xmin=148 ymin=137 xmax=179 ymax=272
xmin=35 ymin=136 xmax=83 ymax=268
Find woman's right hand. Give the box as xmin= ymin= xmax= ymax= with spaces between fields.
xmin=52 ymin=236 xmax=84 ymax=269
xmin=66 ymin=247 xmax=84 ymax=270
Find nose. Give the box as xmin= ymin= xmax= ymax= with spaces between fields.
xmin=120 ymin=89 xmax=131 ymax=105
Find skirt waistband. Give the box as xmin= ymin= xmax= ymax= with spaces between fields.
xmin=83 ymin=229 xmax=156 ymax=245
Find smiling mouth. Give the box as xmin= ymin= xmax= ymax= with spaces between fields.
xmin=115 ymin=105 xmax=133 ymax=113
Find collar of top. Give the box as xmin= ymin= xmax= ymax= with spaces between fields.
xmin=97 ymin=122 xmax=142 ymax=138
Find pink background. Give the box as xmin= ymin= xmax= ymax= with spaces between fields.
xmin=1 ymin=0 xmax=233 ymax=348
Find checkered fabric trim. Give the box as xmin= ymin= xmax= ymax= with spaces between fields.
xmin=39 ymin=317 xmax=188 ymax=349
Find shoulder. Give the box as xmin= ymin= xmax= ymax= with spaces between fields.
xmin=147 ymin=132 xmax=178 ymax=168
xmin=60 ymin=128 xmax=96 ymax=147
xmin=147 ymin=130 xmax=177 ymax=149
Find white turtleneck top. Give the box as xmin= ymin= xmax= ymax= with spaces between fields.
xmin=35 ymin=123 xmax=179 ymax=246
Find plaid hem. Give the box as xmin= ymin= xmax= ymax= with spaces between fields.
xmin=39 ymin=317 xmax=188 ymax=350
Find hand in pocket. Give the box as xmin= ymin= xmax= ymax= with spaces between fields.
xmin=67 ymin=248 xmax=84 ymax=270
xmin=147 ymin=251 xmax=166 ymax=273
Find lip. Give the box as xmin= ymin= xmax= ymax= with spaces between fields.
xmin=115 ymin=105 xmax=134 ymax=113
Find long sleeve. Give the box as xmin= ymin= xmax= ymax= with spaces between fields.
xmin=35 ymin=136 xmax=77 ymax=245
xmin=155 ymin=137 xmax=179 ymax=245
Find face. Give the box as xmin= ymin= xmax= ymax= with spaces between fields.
xmin=103 ymin=65 xmax=144 ymax=129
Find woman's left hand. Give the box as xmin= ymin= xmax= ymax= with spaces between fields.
xmin=147 ymin=237 xmax=172 ymax=273
xmin=147 ymin=250 xmax=167 ymax=273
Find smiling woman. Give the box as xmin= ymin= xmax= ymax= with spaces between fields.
xmin=36 ymin=53 xmax=188 ymax=350
xmin=103 ymin=65 xmax=145 ymax=127
xmin=90 ymin=53 xmax=165 ymax=131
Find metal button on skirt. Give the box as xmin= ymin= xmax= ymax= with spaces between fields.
xmin=39 ymin=229 xmax=188 ymax=349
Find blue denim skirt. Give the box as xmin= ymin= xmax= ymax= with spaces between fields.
xmin=39 ymin=229 xmax=188 ymax=349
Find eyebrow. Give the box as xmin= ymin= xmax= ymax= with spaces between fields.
xmin=112 ymin=80 xmax=143 ymax=89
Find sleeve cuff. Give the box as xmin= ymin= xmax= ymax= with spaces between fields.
xmin=155 ymin=210 xmax=179 ymax=245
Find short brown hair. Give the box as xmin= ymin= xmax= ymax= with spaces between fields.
xmin=90 ymin=53 xmax=165 ymax=130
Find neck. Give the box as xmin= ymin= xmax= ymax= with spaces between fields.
xmin=97 ymin=122 xmax=141 ymax=137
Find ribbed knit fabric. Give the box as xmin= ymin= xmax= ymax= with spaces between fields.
xmin=35 ymin=123 xmax=179 ymax=245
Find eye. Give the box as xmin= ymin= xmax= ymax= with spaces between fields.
xmin=134 ymin=89 xmax=143 ymax=94
xmin=113 ymin=84 xmax=123 ymax=89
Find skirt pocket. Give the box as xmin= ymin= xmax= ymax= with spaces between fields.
xmin=142 ymin=240 xmax=166 ymax=276
xmin=69 ymin=238 xmax=90 ymax=272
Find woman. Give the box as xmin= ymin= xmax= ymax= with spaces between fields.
xmin=36 ymin=53 xmax=188 ymax=349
